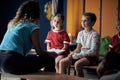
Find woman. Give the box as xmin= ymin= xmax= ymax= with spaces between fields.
xmin=0 ymin=0 xmax=55 ymax=74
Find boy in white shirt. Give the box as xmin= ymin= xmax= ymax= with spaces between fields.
xmin=59 ymin=12 xmax=100 ymax=77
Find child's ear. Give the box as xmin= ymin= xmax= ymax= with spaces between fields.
xmin=91 ymin=22 xmax=95 ymax=26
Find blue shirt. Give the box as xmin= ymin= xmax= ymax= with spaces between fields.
xmin=0 ymin=22 xmax=39 ymax=56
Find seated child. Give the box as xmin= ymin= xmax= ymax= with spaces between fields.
xmin=45 ymin=13 xmax=70 ymax=73
xmin=97 ymin=19 xmax=120 ymax=78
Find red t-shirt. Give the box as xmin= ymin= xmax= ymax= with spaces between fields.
xmin=45 ymin=30 xmax=70 ymax=56
xmin=109 ymin=34 xmax=120 ymax=53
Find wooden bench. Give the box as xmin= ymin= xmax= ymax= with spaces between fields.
xmin=0 ymin=71 xmax=88 ymax=80
xmin=67 ymin=65 xmax=98 ymax=76
xmin=83 ymin=65 xmax=98 ymax=70
xmin=67 ymin=56 xmax=104 ymax=76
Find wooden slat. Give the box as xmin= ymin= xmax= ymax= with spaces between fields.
xmin=83 ymin=66 xmax=98 ymax=69
xmin=1 ymin=71 xmax=88 ymax=80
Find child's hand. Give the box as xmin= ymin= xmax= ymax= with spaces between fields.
xmin=68 ymin=52 xmax=74 ymax=56
xmin=72 ymin=53 xmax=81 ymax=59
xmin=49 ymin=52 xmax=58 ymax=58
xmin=68 ymin=52 xmax=74 ymax=59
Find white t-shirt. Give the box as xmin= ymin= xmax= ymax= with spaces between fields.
xmin=74 ymin=29 xmax=100 ymax=58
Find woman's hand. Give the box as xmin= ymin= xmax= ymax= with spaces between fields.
xmin=48 ymin=52 xmax=58 ymax=58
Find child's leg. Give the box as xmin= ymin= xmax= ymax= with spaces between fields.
xmin=97 ymin=60 xmax=105 ymax=78
xmin=59 ymin=57 xmax=71 ymax=74
xmin=55 ymin=55 xmax=64 ymax=73
xmin=74 ymin=57 xmax=89 ymax=77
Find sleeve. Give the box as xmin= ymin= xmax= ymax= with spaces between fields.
xmin=108 ymin=35 xmax=115 ymax=49
xmin=63 ymin=31 xmax=70 ymax=44
xmin=109 ymin=42 xmax=113 ymax=50
xmin=76 ymin=31 xmax=82 ymax=43
xmin=80 ymin=32 xmax=100 ymax=56
xmin=109 ymin=35 xmax=120 ymax=52
xmin=29 ymin=23 xmax=40 ymax=34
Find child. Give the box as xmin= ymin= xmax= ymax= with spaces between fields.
xmin=97 ymin=19 xmax=120 ymax=78
xmin=45 ymin=14 xmax=70 ymax=73
xmin=59 ymin=12 xmax=100 ymax=77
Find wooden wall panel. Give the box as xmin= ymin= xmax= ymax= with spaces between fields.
xmin=66 ymin=0 xmax=118 ymax=40
xmin=102 ymin=0 xmax=118 ymax=38
xmin=85 ymin=0 xmax=100 ymax=34
xmin=66 ymin=0 xmax=73 ymax=35
xmin=66 ymin=0 xmax=84 ymax=39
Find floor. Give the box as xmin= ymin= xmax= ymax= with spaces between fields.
xmin=84 ymin=69 xmax=99 ymax=80
xmin=69 ymin=68 xmax=99 ymax=80
xmin=1 ymin=68 xmax=99 ymax=80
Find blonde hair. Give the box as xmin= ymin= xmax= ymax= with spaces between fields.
xmin=8 ymin=0 xmax=40 ymax=28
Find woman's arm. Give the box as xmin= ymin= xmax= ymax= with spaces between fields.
xmin=46 ymin=43 xmax=51 ymax=50
xmin=31 ymin=29 xmax=57 ymax=57
xmin=31 ymin=29 xmax=46 ymax=55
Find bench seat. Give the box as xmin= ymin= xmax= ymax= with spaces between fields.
xmin=0 ymin=71 xmax=88 ymax=80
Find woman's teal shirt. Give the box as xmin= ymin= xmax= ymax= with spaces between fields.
xmin=0 ymin=22 xmax=39 ymax=56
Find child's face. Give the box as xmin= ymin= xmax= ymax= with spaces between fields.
xmin=81 ymin=16 xmax=93 ymax=29
xmin=116 ymin=21 xmax=120 ymax=33
xmin=52 ymin=16 xmax=63 ymax=31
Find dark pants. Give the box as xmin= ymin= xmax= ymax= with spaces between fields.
xmin=104 ymin=51 xmax=120 ymax=70
xmin=0 ymin=51 xmax=55 ymax=74
xmin=98 ymin=50 xmax=120 ymax=78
